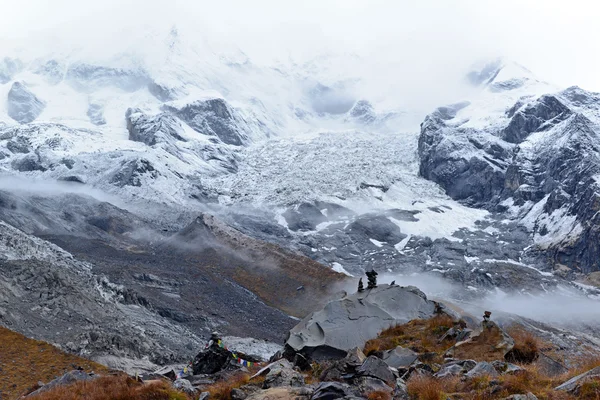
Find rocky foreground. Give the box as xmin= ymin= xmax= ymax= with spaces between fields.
xmin=11 ymin=284 xmax=600 ymax=400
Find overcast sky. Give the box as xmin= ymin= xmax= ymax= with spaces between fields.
xmin=2 ymin=0 xmax=599 ymax=91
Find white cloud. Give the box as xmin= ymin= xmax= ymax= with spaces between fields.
xmin=1 ymin=0 xmax=599 ymax=94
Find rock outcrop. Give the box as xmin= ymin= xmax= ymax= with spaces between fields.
xmin=126 ymin=108 xmax=185 ymax=146
xmin=7 ymin=82 xmax=46 ymax=123
xmin=285 ymin=284 xmax=451 ymax=359
xmin=162 ymin=98 xmax=248 ymax=146
xmin=418 ymin=84 xmax=600 ymax=273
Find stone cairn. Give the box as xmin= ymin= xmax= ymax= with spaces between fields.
xmin=366 ymin=269 xmax=378 ymax=289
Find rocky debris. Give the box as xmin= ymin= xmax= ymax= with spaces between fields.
xmin=446 ymin=316 xmax=514 ymax=362
xmin=25 ymin=370 xmax=95 ymax=397
xmin=125 ymin=108 xmax=185 ymax=146
xmin=246 ymin=387 xmax=313 ymax=400
xmin=87 ymin=103 xmax=106 ymax=125
xmin=7 ymin=82 xmax=46 ymax=123
xmin=262 ymin=359 xmax=305 ymax=388
xmin=319 ymin=347 xmax=366 ymax=381
xmin=555 ymin=366 xmax=600 ymax=392
xmin=286 ymin=284 xmax=449 ymax=360
xmin=162 ymin=97 xmax=249 ymax=146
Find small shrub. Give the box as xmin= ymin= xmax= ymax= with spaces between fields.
xmin=406 ymin=375 xmax=446 ymax=400
xmin=204 ymin=372 xmax=251 ymax=400
xmin=367 ymin=390 xmax=392 ymax=400
xmin=505 ymin=326 xmax=542 ymax=364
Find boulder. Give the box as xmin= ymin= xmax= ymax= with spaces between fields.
xmin=25 ymin=370 xmax=94 ymax=397
xmin=356 ymin=356 xmax=395 ymax=386
xmin=286 ymin=284 xmax=448 ymax=359
xmin=446 ymin=320 xmax=514 ymax=362
xmin=555 ymin=366 xmax=600 ymax=392
xmin=381 ymin=347 xmax=418 ymax=369
xmin=7 ymin=82 xmax=46 ymax=123
xmin=353 ymin=376 xmax=393 ymax=397
xmin=465 ymin=361 xmax=500 ymax=378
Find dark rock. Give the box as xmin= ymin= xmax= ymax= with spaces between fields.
xmin=311 ymin=381 xmax=361 ymax=400
xmin=283 ymin=203 xmax=327 ymax=232
xmin=381 ymin=347 xmax=418 ymax=369
xmin=356 ymin=356 xmax=395 ymax=386
xmin=162 ymin=98 xmax=248 ymax=146
xmin=7 ymin=82 xmax=46 ymax=124
xmin=353 ymin=376 xmax=393 ymax=397
xmin=501 ymin=95 xmax=572 ymax=144
xmin=110 ymin=158 xmax=158 ymax=187
xmin=346 ymin=214 xmax=406 ymax=244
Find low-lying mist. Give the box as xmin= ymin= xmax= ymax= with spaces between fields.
xmin=338 ymin=271 xmax=600 ymax=330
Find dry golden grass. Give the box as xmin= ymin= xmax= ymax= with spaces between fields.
xmin=406 ymin=375 xmax=448 ymax=400
xmin=26 ymin=374 xmax=191 ymax=400
xmin=0 ymin=326 xmax=108 ymax=400
xmin=364 ymin=315 xmax=456 ymax=360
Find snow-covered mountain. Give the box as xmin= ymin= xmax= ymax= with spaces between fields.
xmin=2 ymin=22 xmax=600 ymax=371
xmin=420 ymin=58 xmax=600 ymax=274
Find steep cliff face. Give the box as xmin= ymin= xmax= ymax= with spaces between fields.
xmin=419 ymin=81 xmax=600 ymax=273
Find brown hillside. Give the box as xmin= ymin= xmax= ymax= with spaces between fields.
xmin=0 ymin=326 xmax=107 ymax=400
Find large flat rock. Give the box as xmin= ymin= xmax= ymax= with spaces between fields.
xmin=286 ymin=284 xmax=443 ymax=359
